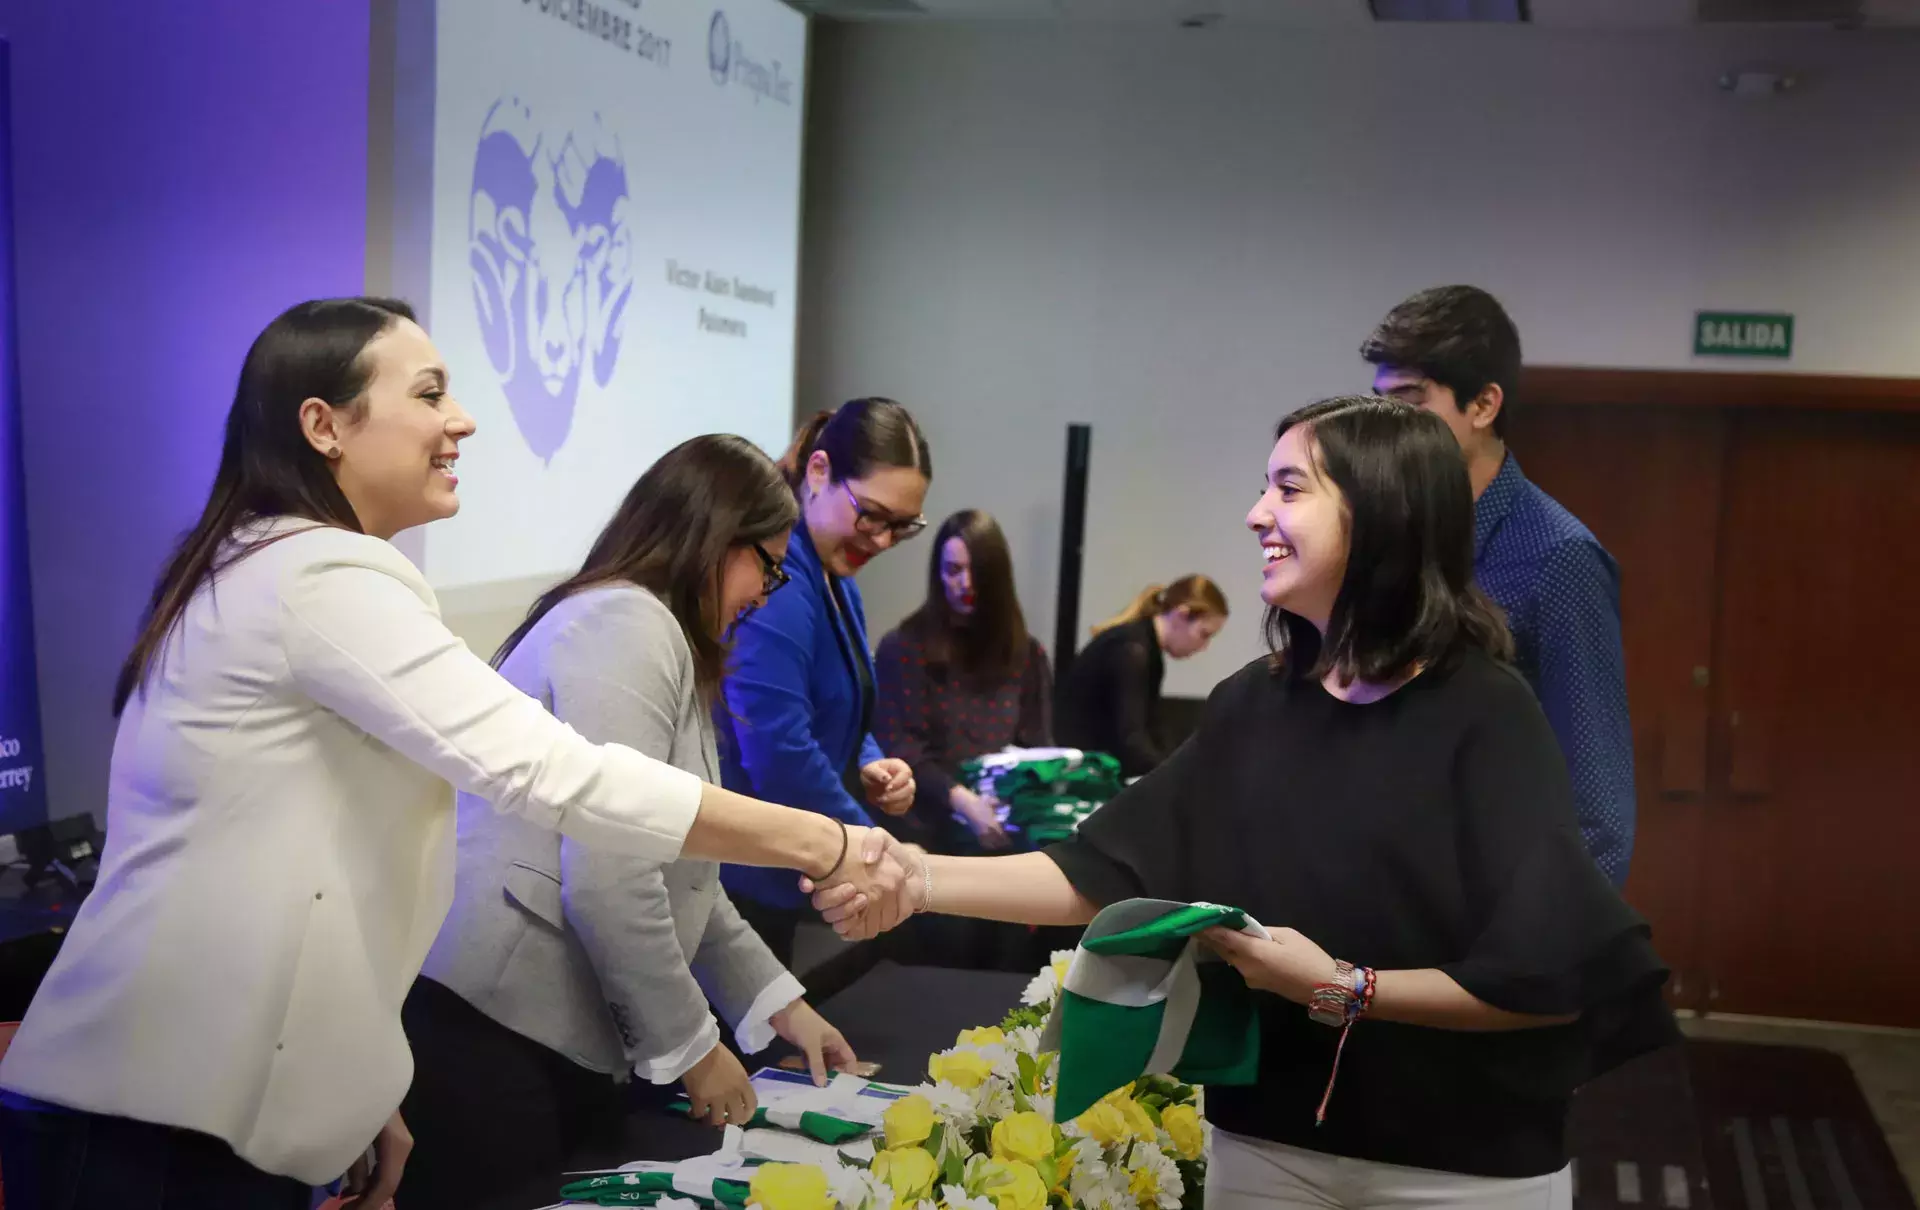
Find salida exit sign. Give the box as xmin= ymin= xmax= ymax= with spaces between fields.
xmin=1695 ymin=311 xmax=1794 ymax=359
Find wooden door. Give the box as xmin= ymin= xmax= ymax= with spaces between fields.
xmin=1505 ymin=403 xmax=1728 ymax=1009
xmin=1697 ymin=408 xmax=1920 ymax=1026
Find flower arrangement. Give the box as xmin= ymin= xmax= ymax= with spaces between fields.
xmin=744 ymin=952 xmax=1210 ymax=1210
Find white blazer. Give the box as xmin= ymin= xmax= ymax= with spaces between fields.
xmin=0 ymin=520 xmax=704 ymax=1185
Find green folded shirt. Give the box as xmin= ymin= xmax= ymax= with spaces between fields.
xmin=559 ymin=1168 xmax=753 ymax=1208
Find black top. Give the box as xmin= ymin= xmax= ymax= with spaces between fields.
xmin=1055 ymin=618 xmax=1166 ymax=777
xmin=1047 ymin=647 xmax=1676 ymax=1179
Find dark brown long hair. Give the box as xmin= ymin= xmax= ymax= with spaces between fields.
xmin=1090 ymin=574 xmax=1229 ymax=636
xmin=1263 ymin=395 xmax=1512 ymax=684
xmin=901 ymin=509 xmax=1030 ymax=683
xmin=493 ymin=434 xmax=798 ymax=700
xmin=778 ymin=397 xmax=931 ymax=494
xmin=114 ymin=297 xmax=414 ymax=716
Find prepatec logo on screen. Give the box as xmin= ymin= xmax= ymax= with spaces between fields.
xmin=706 ymin=10 xmax=793 ymax=105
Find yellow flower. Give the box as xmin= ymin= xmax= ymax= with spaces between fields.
xmin=1129 ymin=1165 xmax=1162 ymax=1205
xmin=1117 ymin=1097 xmax=1159 ymax=1141
xmin=929 ymin=1050 xmax=994 ymax=1091
xmin=957 ymin=1025 xmax=1006 ymax=1049
xmin=1051 ymin=953 xmax=1072 ymax=988
xmin=1160 ymin=1103 xmax=1205 ymax=1161
xmin=981 ymin=1160 xmax=1048 ymax=1210
xmin=873 ymin=1146 xmax=940 ymax=1200
xmin=990 ymin=1111 xmax=1054 ymax=1166
xmin=883 ymin=1094 xmax=937 ymax=1149
xmin=1074 ymin=1101 xmax=1130 ymax=1148
xmin=747 ymin=1163 xmax=833 ymax=1210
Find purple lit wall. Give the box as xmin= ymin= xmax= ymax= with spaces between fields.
xmin=2 ymin=2 xmax=371 ymax=820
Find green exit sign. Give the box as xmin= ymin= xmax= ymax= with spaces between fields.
xmin=1695 ymin=311 xmax=1794 ymax=359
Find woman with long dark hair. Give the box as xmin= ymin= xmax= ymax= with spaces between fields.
xmin=397 ymin=435 xmax=856 ymax=1210
xmin=399 ymin=434 xmax=860 ymax=1209
xmin=821 ymin=397 xmax=1675 ymax=1209
xmin=874 ymin=509 xmax=1051 ymax=854
xmin=1054 ymin=573 xmax=1229 ymax=776
xmin=0 ymin=300 xmax=903 ymax=1209
xmin=717 ymin=399 xmax=932 ymax=964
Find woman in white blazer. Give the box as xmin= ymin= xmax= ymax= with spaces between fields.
xmin=0 ymin=299 xmax=903 ymax=1210
xmin=402 ymin=433 xmax=866 ymax=1208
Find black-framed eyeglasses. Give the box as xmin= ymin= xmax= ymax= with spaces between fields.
xmin=841 ymin=481 xmax=927 ymax=542
xmin=752 ymin=543 xmax=791 ymax=596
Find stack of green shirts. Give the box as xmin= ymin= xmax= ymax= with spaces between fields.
xmin=960 ymin=749 xmax=1125 ymax=848
xmin=559 ymin=1162 xmax=761 ymax=1207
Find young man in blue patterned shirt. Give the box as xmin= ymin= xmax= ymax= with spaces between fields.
xmin=1363 ymin=286 xmax=1635 ymax=886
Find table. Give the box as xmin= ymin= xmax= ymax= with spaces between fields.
xmin=503 ymin=963 xmax=1029 ymax=1210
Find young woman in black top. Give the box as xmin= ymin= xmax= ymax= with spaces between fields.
xmin=816 ymin=396 xmax=1674 ymax=1208
xmin=1054 ymin=574 xmax=1228 ymax=776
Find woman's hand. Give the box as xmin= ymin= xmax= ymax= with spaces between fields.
xmin=684 ymin=1042 xmax=757 ymax=1127
xmin=1203 ymin=927 xmax=1338 ymax=1006
xmin=770 ymin=999 xmax=859 ymax=1087
xmin=861 ymin=758 xmax=915 ymax=816
xmin=804 ymin=830 xmax=924 ymax=941
xmin=802 ymin=824 xmax=909 ymax=927
xmin=951 ymin=785 xmax=1008 ymax=849
xmin=341 ymin=1110 xmax=412 ymax=1209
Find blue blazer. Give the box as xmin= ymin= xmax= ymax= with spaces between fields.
xmin=718 ymin=523 xmax=884 ymax=909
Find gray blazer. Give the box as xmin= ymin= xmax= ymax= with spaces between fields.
xmin=421 ymin=585 xmax=797 ymax=1080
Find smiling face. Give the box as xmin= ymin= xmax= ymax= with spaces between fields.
xmin=801 ymin=453 xmax=930 ymax=578
xmin=1245 ymin=423 xmax=1350 ymax=632
xmin=303 ymin=319 xmax=476 ymax=541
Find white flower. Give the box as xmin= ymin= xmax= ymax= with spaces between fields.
xmin=971 ymin=1077 xmax=1016 ymax=1122
xmin=1028 ymin=1091 xmax=1055 ymax=1121
xmin=1071 ymin=1162 xmax=1140 ymax=1210
xmin=826 ymin=1164 xmax=895 ymax=1210
xmin=1126 ymin=1141 xmax=1185 ymax=1210
xmin=939 ymin=1186 xmax=996 ymax=1210
xmin=1005 ymin=1025 xmax=1042 ymax=1056
xmin=1020 ymin=966 xmax=1059 ymax=1007
xmin=1070 ymin=1136 xmax=1107 ymax=1169
xmin=920 ymin=1081 xmax=978 ymax=1134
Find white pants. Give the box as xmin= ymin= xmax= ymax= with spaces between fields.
xmin=1207 ymin=1129 xmax=1574 ymax=1210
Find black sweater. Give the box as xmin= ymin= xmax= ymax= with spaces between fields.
xmin=1047 ymin=647 xmax=1676 ymax=1178
xmin=1055 ymin=618 xmax=1166 ymax=777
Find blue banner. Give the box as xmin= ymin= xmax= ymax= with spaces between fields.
xmin=0 ymin=42 xmax=49 ymax=830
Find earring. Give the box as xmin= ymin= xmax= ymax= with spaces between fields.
xmin=326 ymin=446 xmax=342 ymax=460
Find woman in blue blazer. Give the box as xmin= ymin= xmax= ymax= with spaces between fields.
xmin=718 ymin=398 xmax=932 ymax=963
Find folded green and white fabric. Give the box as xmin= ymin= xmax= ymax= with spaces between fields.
xmin=558 ymin=1163 xmax=756 ymax=1208
xmin=668 ymin=1099 xmax=871 ymax=1145
xmin=960 ymin=748 xmax=1126 ymax=847
xmin=1040 ymin=898 xmax=1272 ymax=1120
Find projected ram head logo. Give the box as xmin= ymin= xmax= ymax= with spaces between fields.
xmin=468 ymin=99 xmax=633 ymax=462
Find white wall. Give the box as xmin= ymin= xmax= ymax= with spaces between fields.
xmin=796 ymin=22 xmax=1920 ymax=696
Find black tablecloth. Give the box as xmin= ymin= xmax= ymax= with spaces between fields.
xmin=502 ymin=962 xmax=1028 ymax=1209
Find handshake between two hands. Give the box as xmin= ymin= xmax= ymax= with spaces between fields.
xmin=800 ymin=826 xmax=925 ymax=943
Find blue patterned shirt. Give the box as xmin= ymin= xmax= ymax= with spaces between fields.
xmin=1474 ymin=454 xmax=1635 ymax=885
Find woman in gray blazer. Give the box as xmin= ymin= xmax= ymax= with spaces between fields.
xmin=401 ymin=434 xmax=856 ymax=1209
